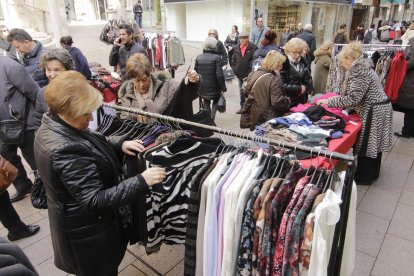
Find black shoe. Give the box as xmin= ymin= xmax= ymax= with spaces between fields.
xmin=394 ymin=131 xmax=413 ymax=138
xmin=10 ymin=185 xmax=32 ymax=203
xmin=236 ymin=109 xmax=243 ymax=114
xmin=7 ymin=225 xmax=40 ymax=241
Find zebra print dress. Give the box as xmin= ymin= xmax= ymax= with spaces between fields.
xmin=328 ymin=58 xmax=393 ymax=158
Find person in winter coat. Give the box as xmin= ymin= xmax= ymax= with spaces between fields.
xmin=60 ymin=36 xmax=91 ymax=79
xmin=208 ymin=29 xmax=228 ymax=66
xmin=394 ymin=38 xmax=414 ymax=138
xmin=363 ymin=24 xmax=377 ymax=44
xmin=7 ymin=28 xmax=48 ymax=87
xmin=109 ymin=23 xmax=148 ymax=81
xmin=34 ymin=48 xmax=75 ymax=129
xmin=240 ymin=50 xmax=290 ymax=130
xmin=313 ymin=41 xmax=333 ymax=94
xmin=280 ymin=38 xmax=313 ymax=107
xmin=252 ymin=30 xmax=282 ymax=62
xmin=195 ymin=37 xmax=227 ymax=122
xmin=332 ymin=24 xmax=350 ymax=44
xmin=231 ymin=32 xmax=258 ymax=111
xmin=353 ymin=24 xmax=365 ymax=41
xmin=34 ymin=71 xmax=166 ymax=276
xmin=118 ymin=53 xmax=200 ymax=123
xmin=280 ymin=25 xmax=294 ymax=47
xmin=296 ymin=23 xmax=316 ymax=62
xmin=224 ymin=25 xmax=239 ymax=65
xmin=317 ymin=42 xmax=393 ymax=184
xmin=378 ymin=22 xmax=391 ymax=43
xmin=0 ymin=55 xmax=39 ymax=203
xmin=401 ymin=22 xmax=414 ymax=46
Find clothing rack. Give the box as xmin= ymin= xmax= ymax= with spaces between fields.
xmin=101 ymin=103 xmax=356 ymax=276
xmin=332 ymin=43 xmax=409 ymax=57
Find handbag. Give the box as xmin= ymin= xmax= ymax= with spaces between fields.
xmin=191 ymin=99 xmax=214 ymax=137
xmin=31 ymin=171 xmax=47 ymax=209
xmin=0 ymin=103 xmax=29 ymax=145
xmin=223 ymin=66 xmax=235 ymax=81
xmin=0 ymin=155 xmax=18 ymax=193
xmin=217 ymin=94 xmax=226 ymax=113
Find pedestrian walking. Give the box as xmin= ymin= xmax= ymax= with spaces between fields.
xmin=133 ymin=0 xmax=143 ymax=28
xmin=224 ymin=25 xmax=239 ymax=65
xmin=333 ymin=24 xmax=350 ymax=44
xmin=60 ymin=36 xmax=91 ymax=79
xmin=208 ymin=29 xmax=228 ymax=66
xmin=296 ymin=23 xmax=316 ymax=62
xmin=252 ymin=17 xmax=270 ymax=47
xmin=353 ymin=24 xmax=365 ymax=41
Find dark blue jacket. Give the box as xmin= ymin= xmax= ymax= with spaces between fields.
xmin=23 ymin=40 xmax=48 ymax=87
xmin=67 ymin=46 xmax=91 ymax=80
xmin=253 ymin=44 xmax=282 ymax=60
xmin=296 ymin=30 xmax=316 ymax=62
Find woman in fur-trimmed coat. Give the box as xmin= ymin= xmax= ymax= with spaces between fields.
xmin=317 ymin=42 xmax=393 ymax=184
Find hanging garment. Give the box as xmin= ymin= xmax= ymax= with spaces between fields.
xmin=384 ymin=51 xmax=407 ymax=103
xmin=326 ymin=56 xmax=345 ymax=94
xmin=145 ymin=137 xmax=219 ymax=253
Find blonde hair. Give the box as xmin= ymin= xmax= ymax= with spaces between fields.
xmin=284 ymin=37 xmax=309 ymax=54
xmin=126 ymin=53 xmax=152 ymax=79
xmin=410 ymin=23 xmax=414 ymax=30
xmin=338 ymin=42 xmax=362 ymax=62
xmin=45 ymin=71 xmax=102 ymax=119
xmin=208 ymin=29 xmax=219 ymax=40
xmin=319 ymin=41 xmax=334 ymax=52
xmin=261 ymin=50 xmax=286 ymax=71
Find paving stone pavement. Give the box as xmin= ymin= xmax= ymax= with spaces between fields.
xmin=1 ymin=21 xmax=414 ymax=275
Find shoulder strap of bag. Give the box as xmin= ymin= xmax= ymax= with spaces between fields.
xmin=256 ymin=28 xmax=265 ymax=46
xmin=252 ymin=72 xmax=271 ymax=91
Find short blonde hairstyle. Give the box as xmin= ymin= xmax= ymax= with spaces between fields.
xmin=284 ymin=37 xmax=309 ymax=54
xmin=126 ymin=53 xmax=152 ymax=79
xmin=261 ymin=50 xmax=286 ymax=71
xmin=338 ymin=42 xmax=362 ymax=63
xmin=318 ymin=41 xmax=334 ymax=52
xmin=45 ymin=71 xmax=102 ymax=119
xmin=410 ymin=23 xmax=414 ymax=30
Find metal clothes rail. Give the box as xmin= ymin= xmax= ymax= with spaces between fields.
xmin=332 ymin=43 xmax=409 ymax=57
xmin=101 ymin=103 xmax=356 ymax=276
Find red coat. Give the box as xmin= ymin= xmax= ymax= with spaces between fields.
xmin=385 ymin=51 xmax=407 ymax=103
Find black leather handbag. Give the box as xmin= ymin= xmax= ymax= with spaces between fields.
xmin=0 ymin=103 xmax=28 ymax=145
xmin=31 ymin=171 xmax=47 ymax=209
xmin=217 ymin=94 xmax=226 ymax=113
xmin=223 ymin=66 xmax=235 ymax=81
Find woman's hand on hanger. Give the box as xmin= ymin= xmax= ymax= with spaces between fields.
xmin=122 ymin=140 xmax=146 ymax=155
xmin=187 ymin=69 xmax=200 ymax=83
xmin=142 ymin=167 xmax=167 ymax=186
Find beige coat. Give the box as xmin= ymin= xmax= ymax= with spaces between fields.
xmin=313 ymin=49 xmax=332 ymax=94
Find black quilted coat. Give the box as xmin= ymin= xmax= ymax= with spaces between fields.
xmin=34 ymin=113 xmax=149 ymax=276
xmin=195 ymin=50 xmax=227 ymax=100
xmin=280 ymin=56 xmax=313 ymax=107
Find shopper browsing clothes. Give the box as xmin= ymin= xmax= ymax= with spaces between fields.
xmin=34 ymin=71 xmax=167 ymax=276
xmin=316 ymin=42 xmax=393 ymax=185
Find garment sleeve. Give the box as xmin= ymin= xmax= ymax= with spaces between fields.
xmin=218 ymin=41 xmax=228 ymax=66
xmin=34 ymin=88 xmax=47 ymax=129
xmin=270 ymin=75 xmax=290 ymax=112
xmin=328 ymin=71 xmax=368 ymax=109
xmin=7 ymin=60 xmax=39 ymax=103
xmin=215 ymin=56 xmax=227 ymax=92
xmin=224 ymin=35 xmax=231 ymax=48
xmin=309 ymin=38 xmax=316 ymax=62
xmin=280 ymin=61 xmax=301 ymax=97
xmin=52 ymin=144 xmax=149 ymax=213
xmin=109 ymin=45 xmax=120 ymax=66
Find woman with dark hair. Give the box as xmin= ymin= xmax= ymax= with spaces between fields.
xmin=252 ymin=30 xmax=281 ymax=61
xmin=60 ymin=35 xmax=91 ymax=79
xmin=224 ymin=25 xmax=239 ymax=63
xmin=34 ymin=48 xmax=75 ymax=129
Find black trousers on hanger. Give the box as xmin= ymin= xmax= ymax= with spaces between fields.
xmin=355 ymin=153 xmax=382 ymax=184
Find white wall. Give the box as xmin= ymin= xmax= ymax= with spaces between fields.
xmin=166 ymin=0 xmax=244 ymax=41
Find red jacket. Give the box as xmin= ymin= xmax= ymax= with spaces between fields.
xmin=385 ymin=51 xmax=407 ymax=103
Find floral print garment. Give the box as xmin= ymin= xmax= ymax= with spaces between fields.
xmin=281 ymin=185 xmax=321 ymax=276
xmin=298 ymin=193 xmax=325 ymax=275
xmin=272 ymin=175 xmax=311 ymax=276
xmin=236 ymin=181 xmax=263 ymax=276
xmin=260 ymin=167 xmax=304 ymax=276
xmin=252 ymin=178 xmax=283 ymax=275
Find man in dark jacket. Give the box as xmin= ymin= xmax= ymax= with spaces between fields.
xmin=109 ymin=23 xmax=148 ymax=81
xmin=0 ymin=55 xmax=39 ymax=202
xmin=7 ymin=28 xmax=48 ymax=87
xmin=231 ymin=32 xmax=258 ymax=112
xmin=296 ymin=23 xmax=316 ymax=62
xmin=133 ymin=0 xmax=143 ymax=28
xmin=195 ymin=36 xmax=227 ymax=123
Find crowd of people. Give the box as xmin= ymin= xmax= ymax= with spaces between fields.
xmin=0 ymin=15 xmax=413 ymax=274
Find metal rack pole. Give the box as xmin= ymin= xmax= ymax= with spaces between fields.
xmin=102 ymin=104 xmax=355 ymax=163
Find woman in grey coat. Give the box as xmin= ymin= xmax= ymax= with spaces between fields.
xmin=317 ymin=42 xmax=393 ymax=184
xmin=312 ymin=41 xmax=333 ymax=94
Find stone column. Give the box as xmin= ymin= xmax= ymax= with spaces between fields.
xmin=48 ymin=0 xmax=69 ymax=46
